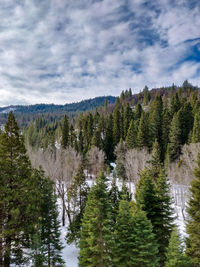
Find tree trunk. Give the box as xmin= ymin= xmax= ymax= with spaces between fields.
xmin=62 ymin=196 xmax=65 ymax=227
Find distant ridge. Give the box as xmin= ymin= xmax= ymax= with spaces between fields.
xmin=0 ymin=96 xmax=116 ymax=114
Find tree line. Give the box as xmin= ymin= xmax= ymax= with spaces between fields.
xmin=24 ymin=81 xmax=200 ymax=165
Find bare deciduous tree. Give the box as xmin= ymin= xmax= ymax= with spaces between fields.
xmin=125 ymin=148 xmax=151 ymax=193
xmin=87 ymin=146 xmax=105 ymax=179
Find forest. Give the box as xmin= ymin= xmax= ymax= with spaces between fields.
xmin=0 ymin=81 xmax=200 ymax=266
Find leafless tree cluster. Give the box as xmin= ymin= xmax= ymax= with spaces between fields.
xmin=27 ymin=145 xmax=81 ymax=226
xmin=87 ymin=146 xmax=105 ymax=179
xmin=125 ymin=148 xmax=151 ymax=190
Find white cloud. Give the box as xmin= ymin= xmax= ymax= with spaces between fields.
xmin=0 ymin=0 xmax=199 ymax=106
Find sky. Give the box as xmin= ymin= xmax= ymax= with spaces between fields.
xmin=0 ymin=0 xmax=200 ymax=106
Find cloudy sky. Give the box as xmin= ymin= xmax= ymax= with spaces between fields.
xmin=0 ymin=0 xmax=200 ymax=106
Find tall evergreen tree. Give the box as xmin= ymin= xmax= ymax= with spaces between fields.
xmin=66 ymin=163 xmax=89 ymax=244
xmin=79 ymin=172 xmax=113 ymax=267
xmin=149 ymin=95 xmax=163 ymax=145
xmin=167 ymin=112 xmax=182 ymax=162
xmin=125 ymin=119 xmax=137 ymax=149
xmin=0 ymin=112 xmax=40 ymax=266
xmin=103 ymin=114 xmax=114 ymax=162
xmin=192 ymin=112 xmax=200 ymax=143
xmin=113 ymin=104 xmax=121 ymax=146
xmin=170 ymin=93 xmax=181 ymax=116
xmin=186 ymin=153 xmax=200 ymax=266
xmin=137 ymin=112 xmax=150 ymax=148
xmin=136 ymin=166 xmax=174 ymax=266
xmin=130 ymin=208 xmax=159 ymax=267
xmin=113 ymin=198 xmax=133 ymax=267
xmin=61 ymin=114 xmax=69 ymax=149
xmin=165 ymin=226 xmax=190 ymax=267
xmin=31 ymin=169 xmax=64 ymax=267
xmin=115 ymin=139 xmax=127 ymax=181
xmin=123 ymin=104 xmax=133 ymax=139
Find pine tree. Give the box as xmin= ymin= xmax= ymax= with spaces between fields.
xmin=134 ymin=103 xmax=142 ymax=120
xmin=115 ymin=139 xmax=127 ymax=181
xmin=61 ymin=114 xmax=69 ymax=148
xmin=136 ymin=167 xmax=174 ymax=266
xmin=165 ymin=226 xmax=190 ymax=267
xmin=162 ymin=104 xmax=171 ymax=159
xmin=113 ymin=104 xmax=121 ymax=146
xmin=170 ymin=93 xmax=181 ymax=116
xmin=31 ymin=169 xmax=64 ymax=267
xmin=109 ymin=177 xmax=120 ymax=225
xmin=149 ymin=95 xmax=163 ymax=145
xmin=66 ymin=163 xmax=89 ymax=244
xmin=79 ymin=172 xmax=113 ymax=267
xmin=0 ymin=112 xmax=41 ymax=266
xmin=123 ymin=104 xmax=133 ymax=139
xmin=103 ymin=114 xmax=114 ymax=162
xmin=130 ymin=208 xmax=159 ymax=267
xmin=192 ymin=112 xmax=200 ymax=143
xmin=125 ymin=119 xmax=137 ymax=149
xmin=137 ymin=112 xmax=149 ymax=148
xmin=167 ymin=112 xmax=182 ymax=162
xmin=186 ymin=153 xmax=200 ymax=266
xmin=113 ymin=198 xmax=134 ymax=267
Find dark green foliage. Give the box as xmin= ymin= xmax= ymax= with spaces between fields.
xmin=66 ymin=164 xmax=89 ymax=244
xmin=31 ymin=169 xmax=64 ymax=267
xmin=0 ymin=112 xmax=41 ymax=266
xmin=130 ymin=208 xmax=159 ymax=267
xmin=125 ymin=119 xmax=137 ymax=149
xmin=192 ymin=112 xmax=200 ymax=143
xmin=113 ymin=198 xmax=158 ymax=267
xmin=186 ymin=153 xmax=200 ymax=266
xmin=109 ymin=177 xmax=120 ymax=225
xmin=115 ymin=139 xmax=127 ymax=180
xmin=167 ymin=112 xmax=182 ymax=162
xmin=79 ymin=172 xmax=113 ymax=267
xmin=170 ymin=93 xmax=181 ymax=115
xmin=136 ymin=166 xmax=174 ymax=266
xmin=134 ymin=103 xmax=143 ymax=120
xmin=149 ymin=95 xmax=163 ymax=145
xmin=162 ymin=104 xmax=171 ymax=159
xmin=123 ymin=104 xmax=133 ymax=139
xmin=61 ymin=115 xmax=69 ymax=148
xmin=165 ymin=226 xmax=190 ymax=267
xmin=103 ymin=114 xmax=115 ymax=162
xmin=137 ymin=112 xmax=150 ymax=148
xmin=113 ymin=198 xmax=134 ymax=267
xmin=113 ymin=104 xmax=121 ymax=146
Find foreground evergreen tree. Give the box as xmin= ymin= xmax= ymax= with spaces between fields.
xmin=66 ymin=163 xmax=89 ymax=244
xmin=130 ymin=208 xmax=159 ymax=267
xmin=136 ymin=167 xmax=174 ymax=266
xmin=113 ymin=197 xmax=134 ymax=267
xmin=186 ymin=153 xmax=200 ymax=266
xmin=0 ymin=112 xmax=40 ymax=266
xmin=165 ymin=226 xmax=190 ymax=267
xmin=113 ymin=199 xmax=158 ymax=267
xmin=79 ymin=172 xmax=113 ymax=267
xmin=31 ymin=169 xmax=64 ymax=267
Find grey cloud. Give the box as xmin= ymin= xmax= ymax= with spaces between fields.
xmin=0 ymin=0 xmax=199 ymax=105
